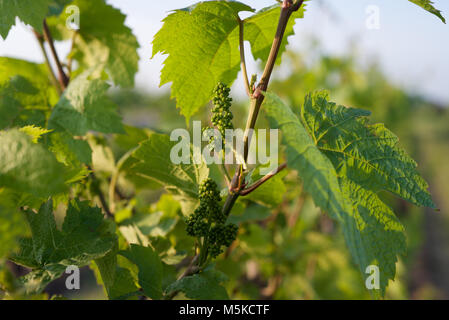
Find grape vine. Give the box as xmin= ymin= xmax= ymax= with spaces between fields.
xmin=0 ymin=0 xmax=444 ymax=301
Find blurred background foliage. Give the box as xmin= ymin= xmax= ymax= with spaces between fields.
xmin=2 ymin=39 xmax=448 ymax=300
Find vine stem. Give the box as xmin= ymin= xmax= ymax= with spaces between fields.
xmin=33 ymin=30 xmax=61 ymax=94
xmin=238 ymin=17 xmax=251 ymax=97
xmin=35 ymin=21 xmax=113 ymax=219
xmin=108 ymin=148 xmax=135 ymax=213
xmin=89 ymin=167 xmax=114 ymax=219
xmin=222 ymin=0 xmax=304 ymax=218
xmin=240 ymin=163 xmax=287 ymax=196
xmin=42 ymin=19 xmax=69 ymax=90
xmin=164 ymin=255 xmax=200 ymax=300
xmin=243 ymin=0 xmax=304 ymax=161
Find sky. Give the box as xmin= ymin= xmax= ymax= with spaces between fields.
xmin=0 ymin=0 xmax=448 ymax=105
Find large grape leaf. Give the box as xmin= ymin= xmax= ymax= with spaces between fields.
xmin=11 ymin=199 xmax=116 ymax=294
xmin=0 ymin=0 xmax=51 ymax=39
xmin=0 ymin=130 xmax=67 ymax=197
xmin=131 ymin=133 xmax=209 ymax=215
xmin=152 ymin=1 xmax=307 ymax=121
xmin=263 ymin=91 xmax=434 ymax=296
xmin=263 ymin=92 xmax=348 ymax=222
xmin=48 ymin=73 xmax=125 ymax=136
xmin=301 ymin=91 xmax=435 ymax=208
xmin=152 ymin=1 xmax=253 ymax=121
xmin=48 ymin=0 xmax=139 ymax=87
xmin=408 ymin=0 xmax=446 ymax=23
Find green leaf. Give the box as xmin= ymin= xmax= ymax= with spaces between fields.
xmin=153 ymin=1 xmax=254 ymax=121
xmin=408 ymin=0 xmax=446 ymax=23
xmin=228 ymin=203 xmax=271 ymax=224
xmin=263 ymin=92 xmax=348 ymax=221
xmin=46 ymin=131 xmax=91 ymax=184
xmin=153 ymin=1 xmax=308 ymax=121
xmin=0 ymin=191 xmax=28 ymax=259
xmin=165 ymin=269 xmax=229 ymax=300
xmin=48 ymin=0 xmax=139 ymax=87
xmin=122 ymin=211 xmax=178 ymax=238
xmin=301 ymin=91 xmax=434 ymax=208
xmin=302 ymin=91 xmax=435 ymax=296
xmin=20 ymin=265 xmax=67 ymax=294
xmin=11 ymin=199 xmax=116 ymax=294
xmin=48 ymin=0 xmax=73 ymax=16
xmin=265 ymin=91 xmax=434 ymax=295
xmin=0 ymin=0 xmax=51 ymax=39
xmin=48 ymin=131 xmax=92 ymax=166
xmin=131 ymin=133 xmax=209 ymax=215
xmin=0 ymin=58 xmax=58 ymax=128
xmin=0 ymin=130 xmax=67 ymax=197
xmin=19 ymin=125 xmax=52 ymax=143
xmin=120 ymin=244 xmax=163 ymax=300
xmin=107 ymin=267 xmax=140 ymax=300
xmin=244 ymin=3 xmax=306 ymax=65
xmin=339 ymin=178 xmax=406 ymax=297
xmin=92 ymin=245 xmax=118 ymax=296
xmin=0 ymin=57 xmax=54 ymax=88
xmin=92 ymin=241 xmax=141 ymax=300
xmin=0 ymin=84 xmax=21 ymax=130
xmin=49 ymin=73 xmax=125 ymax=136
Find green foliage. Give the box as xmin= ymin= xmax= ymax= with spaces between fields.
xmin=301 ymin=92 xmax=434 ymax=209
xmin=11 ymin=199 xmax=115 ymax=294
xmin=0 ymin=192 xmax=28 ymax=259
xmin=49 ymin=74 xmax=125 ymax=136
xmin=0 ymin=0 xmax=51 ymax=39
xmin=245 ymin=169 xmax=286 ymax=208
xmin=0 ymin=0 xmax=442 ymax=301
xmin=264 ymin=91 xmax=434 ymax=296
xmin=120 ymin=244 xmax=163 ymax=299
xmin=48 ymin=0 xmax=73 ymax=16
xmin=244 ymin=4 xmax=306 ymax=64
xmin=131 ymin=133 xmax=209 ymax=215
xmin=0 ymin=130 xmax=67 ymax=197
xmin=48 ymin=0 xmax=139 ymax=87
xmin=19 ymin=125 xmax=52 ymax=143
xmin=166 ymin=269 xmax=229 ymax=300
xmin=263 ymin=92 xmax=348 ymax=222
xmin=408 ymin=0 xmax=446 ymax=23
xmin=0 ymin=58 xmax=59 ymax=128
xmin=152 ymin=1 xmax=305 ymax=121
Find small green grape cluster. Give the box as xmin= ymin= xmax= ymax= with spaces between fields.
xmin=186 ymin=178 xmax=238 ymax=260
xmin=204 ymin=83 xmax=234 ymax=149
xmin=208 ymin=224 xmax=239 ymax=258
xmin=211 ymin=82 xmax=234 ymax=137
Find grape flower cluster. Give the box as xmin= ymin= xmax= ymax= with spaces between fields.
xmin=203 ymin=82 xmax=234 ymax=149
xmin=186 ymin=178 xmax=238 ymax=259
